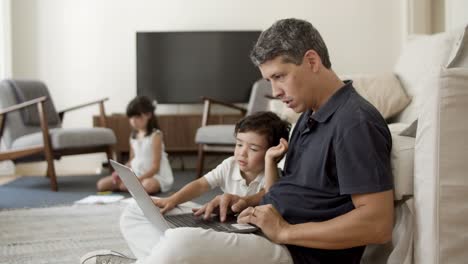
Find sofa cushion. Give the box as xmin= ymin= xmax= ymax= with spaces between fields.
xmin=388 ymin=123 xmax=415 ymax=200
xmin=341 ymin=73 xmax=411 ymax=119
xmin=447 ymin=24 xmax=468 ymax=68
xmin=269 ymin=73 xmax=411 ymax=123
xmin=399 ymin=120 xmax=418 ymax=138
xmin=394 ymin=25 xmax=468 ymax=124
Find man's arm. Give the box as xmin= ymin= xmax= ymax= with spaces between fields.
xmin=239 ymin=190 xmax=394 ymax=249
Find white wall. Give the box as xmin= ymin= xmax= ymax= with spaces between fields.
xmin=0 ymin=0 xmax=12 ymax=79
xmin=11 ymin=0 xmax=404 ymax=128
xmin=445 ymin=0 xmax=468 ymax=30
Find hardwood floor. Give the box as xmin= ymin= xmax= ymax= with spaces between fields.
xmin=0 ymin=153 xmax=106 ymax=185
xmin=0 ymin=153 xmax=228 ymax=186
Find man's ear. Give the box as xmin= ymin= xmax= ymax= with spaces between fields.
xmin=303 ymin=50 xmax=321 ymax=72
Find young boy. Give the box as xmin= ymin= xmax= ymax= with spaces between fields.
xmin=153 ymin=111 xmax=290 ymax=214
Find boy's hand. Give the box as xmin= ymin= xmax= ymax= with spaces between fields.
xmin=111 ymin=171 xmax=121 ymax=185
xmin=265 ymin=138 xmax=289 ymax=163
xmin=152 ymin=197 xmax=177 ymax=214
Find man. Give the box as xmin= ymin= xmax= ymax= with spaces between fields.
xmin=81 ymin=18 xmax=394 ymax=264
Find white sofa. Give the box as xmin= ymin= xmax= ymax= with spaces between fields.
xmin=270 ymin=24 xmax=468 ymax=264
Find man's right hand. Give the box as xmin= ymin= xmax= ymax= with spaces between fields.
xmin=152 ymin=197 xmax=178 ymax=214
xmin=192 ymin=193 xmax=248 ymax=222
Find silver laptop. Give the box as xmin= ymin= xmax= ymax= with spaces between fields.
xmin=110 ymin=160 xmax=258 ymax=233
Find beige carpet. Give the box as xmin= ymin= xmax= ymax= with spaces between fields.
xmin=0 ymin=203 xmax=133 ymax=264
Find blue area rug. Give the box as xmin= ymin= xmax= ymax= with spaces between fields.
xmin=0 ymin=170 xmax=221 ymax=209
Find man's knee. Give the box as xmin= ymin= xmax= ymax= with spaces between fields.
xmin=157 ymin=228 xmax=206 ymax=262
xmin=120 ymin=202 xmax=140 ymax=229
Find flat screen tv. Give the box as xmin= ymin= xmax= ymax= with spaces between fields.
xmin=137 ymin=31 xmax=262 ymax=104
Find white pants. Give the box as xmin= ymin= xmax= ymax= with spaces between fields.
xmin=120 ymin=202 xmax=293 ymax=264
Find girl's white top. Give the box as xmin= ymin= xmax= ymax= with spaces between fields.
xmin=130 ymin=130 xmax=174 ymax=192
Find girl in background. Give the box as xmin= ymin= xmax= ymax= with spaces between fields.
xmin=97 ymin=96 xmax=174 ymax=194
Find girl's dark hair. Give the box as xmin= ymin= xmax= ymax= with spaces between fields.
xmin=126 ymin=96 xmax=159 ymax=138
xmin=234 ymin=111 xmax=291 ymax=148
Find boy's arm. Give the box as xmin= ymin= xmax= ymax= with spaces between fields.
xmin=264 ymin=159 xmax=280 ymax=192
xmin=171 ymin=177 xmax=211 ymax=205
xmin=264 ymin=138 xmax=288 ymax=192
xmin=154 ymin=177 xmax=211 ymax=214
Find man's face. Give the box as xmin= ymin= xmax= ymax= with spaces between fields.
xmin=259 ymin=56 xmax=316 ymax=113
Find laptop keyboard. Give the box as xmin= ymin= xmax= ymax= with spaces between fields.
xmin=164 ymin=213 xmax=232 ymax=232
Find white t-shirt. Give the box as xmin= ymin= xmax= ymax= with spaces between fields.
xmin=204 ymin=156 xmax=266 ymax=196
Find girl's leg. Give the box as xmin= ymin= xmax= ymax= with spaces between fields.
xmin=118 ymin=182 xmax=128 ymax=192
xmin=96 ymin=175 xmax=119 ymax=192
xmin=140 ymin=178 xmax=161 ymax=194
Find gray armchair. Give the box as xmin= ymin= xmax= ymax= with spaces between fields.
xmin=195 ymin=79 xmax=272 ymax=177
xmin=0 ymin=79 xmax=116 ymax=191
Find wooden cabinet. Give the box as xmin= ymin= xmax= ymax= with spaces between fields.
xmin=94 ymin=113 xmax=242 ymax=162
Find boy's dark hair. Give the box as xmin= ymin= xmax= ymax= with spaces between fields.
xmin=126 ymin=96 xmax=160 ymax=138
xmin=234 ymin=111 xmax=291 ymax=148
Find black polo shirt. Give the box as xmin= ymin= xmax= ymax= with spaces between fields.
xmin=260 ymin=81 xmax=393 ymax=264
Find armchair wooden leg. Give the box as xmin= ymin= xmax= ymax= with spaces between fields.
xmin=196 ymin=145 xmax=205 ymax=178
xmin=106 ymin=146 xmax=114 ymax=172
xmin=44 ymin=149 xmax=58 ymax=191
xmin=37 ymin=101 xmax=58 ymax=191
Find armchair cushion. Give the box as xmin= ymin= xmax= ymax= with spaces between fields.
xmin=0 ymin=80 xmax=61 ymax=148
xmin=195 ymin=125 xmax=236 ymax=145
xmin=11 ymin=127 xmax=116 ymax=150
xmin=7 ymin=79 xmax=61 ymax=126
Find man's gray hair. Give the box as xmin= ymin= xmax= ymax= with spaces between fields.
xmin=250 ymin=18 xmax=331 ymax=68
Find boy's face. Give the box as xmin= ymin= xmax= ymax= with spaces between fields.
xmin=234 ymin=131 xmax=269 ymax=176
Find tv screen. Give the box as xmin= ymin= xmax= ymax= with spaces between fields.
xmin=137 ymin=31 xmax=262 ymax=104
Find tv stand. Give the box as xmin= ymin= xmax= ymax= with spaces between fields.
xmin=94 ymin=113 xmax=242 ymax=163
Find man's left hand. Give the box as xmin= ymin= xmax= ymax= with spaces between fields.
xmin=237 ymin=204 xmax=290 ymax=244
